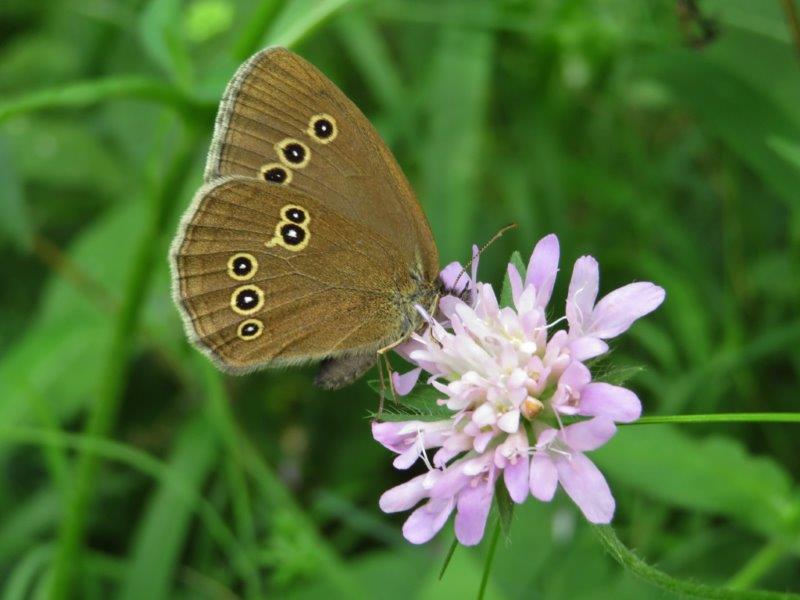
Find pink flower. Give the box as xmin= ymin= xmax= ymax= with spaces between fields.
xmin=529 ymin=417 xmax=617 ymax=523
xmin=566 ymin=255 xmax=666 ymax=361
xmin=374 ymin=234 xmax=665 ymax=546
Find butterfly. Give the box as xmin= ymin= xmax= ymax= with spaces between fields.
xmin=169 ymin=47 xmax=441 ymax=389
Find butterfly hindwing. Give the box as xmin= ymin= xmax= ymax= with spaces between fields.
xmin=170 ymin=177 xmax=414 ymax=373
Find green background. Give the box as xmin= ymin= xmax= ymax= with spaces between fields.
xmin=1 ymin=0 xmax=799 ymax=598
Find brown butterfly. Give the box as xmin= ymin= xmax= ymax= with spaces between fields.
xmin=169 ymin=47 xmax=441 ymax=389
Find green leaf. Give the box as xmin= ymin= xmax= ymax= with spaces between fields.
xmin=645 ymin=50 xmax=800 ymax=213
xmin=0 ymin=200 xmax=148 ymax=446
xmin=3 ymin=544 xmax=52 ymax=600
xmin=594 ymin=426 xmax=798 ymax=539
xmin=767 ymin=136 xmax=800 ymax=172
xmin=367 ymin=379 xmax=452 ymax=422
xmin=598 ymin=364 xmax=645 ymax=387
xmin=494 ymin=480 xmax=515 ymax=540
xmin=0 ymin=77 xmax=196 ymax=123
xmin=499 ymin=250 xmax=526 ymax=308
xmin=438 ymin=537 xmax=459 ymax=580
xmin=3 ymin=117 xmax=125 ymax=194
xmin=0 ymin=137 xmax=32 ymax=249
xmin=703 ymin=0 xmax=789 ymax=43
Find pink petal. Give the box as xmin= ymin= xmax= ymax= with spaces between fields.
xmin=478 ymin=283 xmax=500 ymax=317
xmin=379 ymin=473 xmax=429 ymax=513
xmin=497 ymin=409 xmax=520 ymax=433
xmin=470 ymin=244 xmax=480 ymax=296
xmin=393 ymin=445 xmax=421 ymax=470
xmin=566 ymin=256 xmax=599 ymax=334
xmin=430 ymin=461 xmax=470 ymax=498
xmin=560 ymin=360 xmax=591 ymax=390
xmin=454 ymin=482 xmax=494 ymax=546
xmin=402 ymin=497 xmax=455 ymax=544
xmin=529 ymin=453 xmax=558 ymax=501
xmin=526 ymin=234 xmax=560 ymax=307
xmin=371 ymin=421 xmax=406 ymax=452
xmin=392 ymin=367 xmax=422 ymax=396
xmin=439 ymin=261 xmax=467 ymax=294
xmin=555 ymin=452 xmax=615 ymax=524
xmin=504 ymin=454 xmax=530 ymax=503
xmin=438 ymin=295 xmax=461 ymax=320
xmin=580 ymin=383 xmax=642 ymax=423
xmin=393 ymin=337 xmax=424 ymax=364
xmin=561 ymin=417 xmax=616 ymax=452
xmin=589 ymin=282 xmax=666 ymax=339
xmin=507 ymin=263 xmax=524 ymax=305
xmin=568 ymin=337 xmax=609 ymax=361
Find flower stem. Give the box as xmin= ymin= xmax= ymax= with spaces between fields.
xmin=477 ymin=521 xmax=501 ymax=600
xmin=626 ymin=413 xmax=800 ymax=426
xmin=594 ymin=525 xmax=798 ymax=599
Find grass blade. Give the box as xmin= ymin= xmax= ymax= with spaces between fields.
xmin=0 ymin=77 xmax=200 ymax=123
xmin=438 ymin=537 xmax=459 ymax=580
xmin=46 ymin=132 xmax=199 ymax=598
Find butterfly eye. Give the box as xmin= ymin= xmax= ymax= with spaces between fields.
xmin=237 ymin=318 xmax=264 ymax=341
xmin=231 ymin=285 xmax=265 ymax=315
xmin=227 ymin=252 xmax=258 ymax=281
xmin=260 ymin=163 xmax=292 ymax=185
xmin=281 ymin=205 xmax=308 ymax=224
xmin=280 ymin=223 xmax=306 ymax=246
xmin=307 ymin=114 xmax=338 ymax=144
xmin=276 ymin=139 xmax=310 ymax=168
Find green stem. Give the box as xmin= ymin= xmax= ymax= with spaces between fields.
xmin=727 ymin=540 xmax=787 ymax=590
xmin=0 ymin=77 xmax=205 ymax=123
xmin=594 ymin=525 xmax=798 ymax=599
xmin=628 ymin=413 xmax=800 ymax=426
xmin=477 ymin=521 xmax=501 ymax=600
xmin=47 ymin=134 xmax=198 ymax=598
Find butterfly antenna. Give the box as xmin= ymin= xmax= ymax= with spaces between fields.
xmin=450 ymin=223 xmax=518 ymax=293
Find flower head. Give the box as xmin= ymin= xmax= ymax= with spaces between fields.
xmin=374 ymin=234 xmax=665 ymax=546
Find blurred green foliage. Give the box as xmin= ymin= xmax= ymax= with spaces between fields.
xmin=1 ymin=0 xmax=799 ymax=598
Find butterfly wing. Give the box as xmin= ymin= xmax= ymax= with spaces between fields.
xmin=170 ymin=176 xmax=422 ymax=373
xmin=204 ymin=46 xmax=438 ymax=280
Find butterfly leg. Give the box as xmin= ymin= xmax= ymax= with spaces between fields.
xmin=381 ymin=353 xmax=398 ymax=405
xmin=376 ymin=354 xmax=387 ymax=420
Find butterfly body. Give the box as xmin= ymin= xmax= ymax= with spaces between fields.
xmin=170 ymin=48 xmax=439 ymax=387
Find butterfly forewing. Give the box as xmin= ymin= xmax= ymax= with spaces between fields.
xmin=204 ymin=47 xmax=438 ymax=278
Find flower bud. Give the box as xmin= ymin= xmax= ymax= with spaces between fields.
xmin=521 ymin=396 xmax=544 ymax=420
